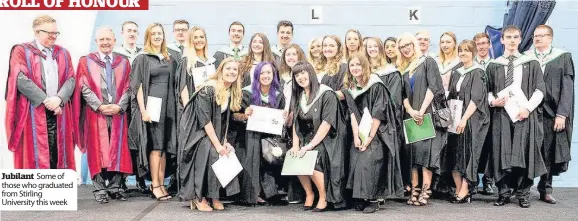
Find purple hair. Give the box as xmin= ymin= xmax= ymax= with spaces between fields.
xmin=251 ymin=61 xmax=280 ymax=106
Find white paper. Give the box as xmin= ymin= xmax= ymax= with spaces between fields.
xmin=192 ymin=64 xmax=216 ymax=86
xmin=358 ymin=107 xmax=372 ymax=143
xmin=448 ymin=99 xmax=464 ymax=134
xmin=211 ymin=152 xmax=243 ymax=187
xmin=246 ymin=105 xmax=284 ymax=135
xmin=146 ymin=96 xmax=162 ymax=122
xmin=497 ymin=87 xmax=520 ymax=123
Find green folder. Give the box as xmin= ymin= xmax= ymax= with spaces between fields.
xmin=403 ymin=113 xmax=436 ymax=144
xmin=281 ymin=150 xmax=319 ymax=176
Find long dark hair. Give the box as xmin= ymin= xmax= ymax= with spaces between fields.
xmin=291 ymin=61 xmax=320 ymax=112
xmin=251 ymin=61 xmax=280 ymax=106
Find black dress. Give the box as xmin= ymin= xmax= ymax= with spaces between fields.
xmin=128 ymin=53 xmax=178 ymax=178
xmin=147 ymin=59 xmax=171 ymax=151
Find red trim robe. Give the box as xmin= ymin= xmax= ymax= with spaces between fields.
xmin=73 ymin=52 xmax=133 ymax=179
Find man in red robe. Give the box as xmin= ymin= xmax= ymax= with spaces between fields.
xmin=5 ymin=15 xmax=76 ymax=170
xmin=73 ymin=27 xmax=133 ymax=203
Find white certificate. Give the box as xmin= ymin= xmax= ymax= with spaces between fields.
xmin=211 ymin=152 xmax=243 ymax=187
xmin=358 ymin=107 xmax=372 ymax=143
xmin=448 ymin=99 xmax=464 ymax=134
xmin=246 ymin=105 xmax=284 ymax=135
xmin=497 ymin=86 xmax=521 ymax=123
xmin=146 ymin=96 xmax=162 ymax=122
xmin=192 ymin=64 xmax=216 ymax=86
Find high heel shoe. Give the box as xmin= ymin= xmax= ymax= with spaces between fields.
xmin=212 ymin=201 xmax=225 ymax=211
xmin=150 ymin=186 xmax=168 ymax=201
xmin=407 ymin=187 xmax=420 ymax=205
xmin=190 ymin=199 xmax=213 ymax=212
xmin=451 ymin=194 xmax=471 ymax=204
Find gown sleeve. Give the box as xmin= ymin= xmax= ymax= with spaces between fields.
xmin=556 ymin=53 xmax=575 ymax=118
xmin=321 ymin=91 xmax=339 ymax=130
xmin=369 ymin=84 xmax=388 ymax=121
xmin=470 ymin=69 xmax=488 ymax=114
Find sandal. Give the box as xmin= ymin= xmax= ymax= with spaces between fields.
xmin=150 ymin=186 xmax=168 ymax=201
xmin=407 ymin=187 xmax=420 ymax=205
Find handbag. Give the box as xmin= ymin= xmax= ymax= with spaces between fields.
xmin=431 ymin=95 xmax=451 ymax=129
xmin=261 ymin=136 xmax=287 ymax=165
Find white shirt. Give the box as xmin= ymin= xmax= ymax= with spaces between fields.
xmin=35 ymin=40 xmax=59 ymax=96
xmin=487 ymin=53 xmax=544 ymax=113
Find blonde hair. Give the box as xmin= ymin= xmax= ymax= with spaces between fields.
xmin=438 ymin=32 xmax=458 ymax=64
xmin=344 ymin=52 xmax=372 ymax=89
xmin=307 ymin=37 xmax=324 ymax=73
xmin=395 ymin=33 xmax=422 ymax=74
xmin=279 ymin=44 xmax=306 ymax=79
xmin=184 ymin=26 xmax=209 ymax=71
xmin=205 ymin=57 xmax=243 ymax=111
xmin=343 ymin=29 xmax=363 ymax=61
xmin=321 ymin=35 xmax=343 ymax=76
xmin=143 ymin=23 xmax=170 ymax=61
xmin=365 ymin=37 xmax=388 ymax=72
xmin=32 ymin=15 xmax=56 ymax=29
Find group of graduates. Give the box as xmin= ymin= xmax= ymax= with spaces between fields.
xmin=5 ymin=15 xmax=574 ymax=214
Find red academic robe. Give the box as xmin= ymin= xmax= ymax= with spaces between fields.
xmin=73 ymin=52 xmax=133 ymax=179
xmin=5 ymin=42 xmax=76 ymax=170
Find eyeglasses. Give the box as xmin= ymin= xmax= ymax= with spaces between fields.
xmin=38 ymin=30 xmax=60 ymax=37
xmin=533 ymin=34 xmax=551 ymax=38
xmin=174 ymin=28 xmax=187 ymax=33
xmin=398 ymin=42 xmax=413 ymax=50
xmin=476 ymin=42 xmax=489 ymax=46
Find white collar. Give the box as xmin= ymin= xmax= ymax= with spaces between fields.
xmin=98 ymin=51 xmax=113 ymax=62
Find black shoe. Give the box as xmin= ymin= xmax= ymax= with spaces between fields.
xmin=518 ymin=198 xmax=530 ymax=208
xmin=312 ymin=207 xmax=328 ymax=212
xmin=353 ymin=200 xmax=367 ymax=211
xmin=136 ymin=179 xmax=150 ymax=194
xmin=111 ymin=192 xmax=127 ymax=201
xmin=540 ymin=194 xmax=557 ymax=204
xmin=363 ymin=202 xmax=379 ymax=213
xmin=302 ymin=206 xmax=313 ymax=211
xmin=482 ymin=184 xmax=494 ymax=195
xmin=494 ymin=196 xmax=510 ymax=206
xmin=95 ymin=194 xmax=108 ymax=204
xmin=451 ymin=194 xmax=471 ymax=204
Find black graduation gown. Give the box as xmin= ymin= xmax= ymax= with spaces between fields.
xmin=486 ymin=55 xmax=548 ymax=182
xmin=401 ymin=57 xmax=448 ymax=172
xmin=446 ymin=66 xmax=490 ymax=183
xmin=319 ymin=63 xmax=348 ymax=91
xmin=293 ymin=85 xmax=347 ymax=209
xmin=343 ymin=76 xmax=404 ymax=199
xmin=237 ymin=88 xmax=286 ymax=204
xmin=526 ymin=48 xmax=574 ymax=175
xmin=128 ymin=52 xmax=178 ymax=179
xmin=177 ymin=85 xmax=240 ymax=200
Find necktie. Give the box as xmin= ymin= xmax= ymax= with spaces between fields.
xmin=105 ymin=55 xmax=114 ymax=102
xmin=178 ymin=45 xmax=184 ymax=54
xmin=505 ymin=55 xmax=515 ymax=87
xmin=480 ymin=60 xmax=485 ymax=66
xmin=43 ymin=48 xmax=58 ymax=96
xmin=233 ymin=48 xmax=240 ymax=60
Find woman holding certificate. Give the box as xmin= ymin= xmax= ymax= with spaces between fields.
xmin=289 ymin=61 xmax=347 ymax=212
xmin=446 ymin=40 xmax=489 ymax=203
xmin=343 ymin=53 xmax=403 ymax=213
xmin=397 ymin=33 xmax=447 ymax=206
xmin=129 ymin=23 xmax=179 ymax=201
xmin=178 ymin=57 xmax=243 ymax=212
xmin=238 ymin=61 xmax=286 ymax=205
xmin=176 ymin=26 xmax=216 ymax=106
